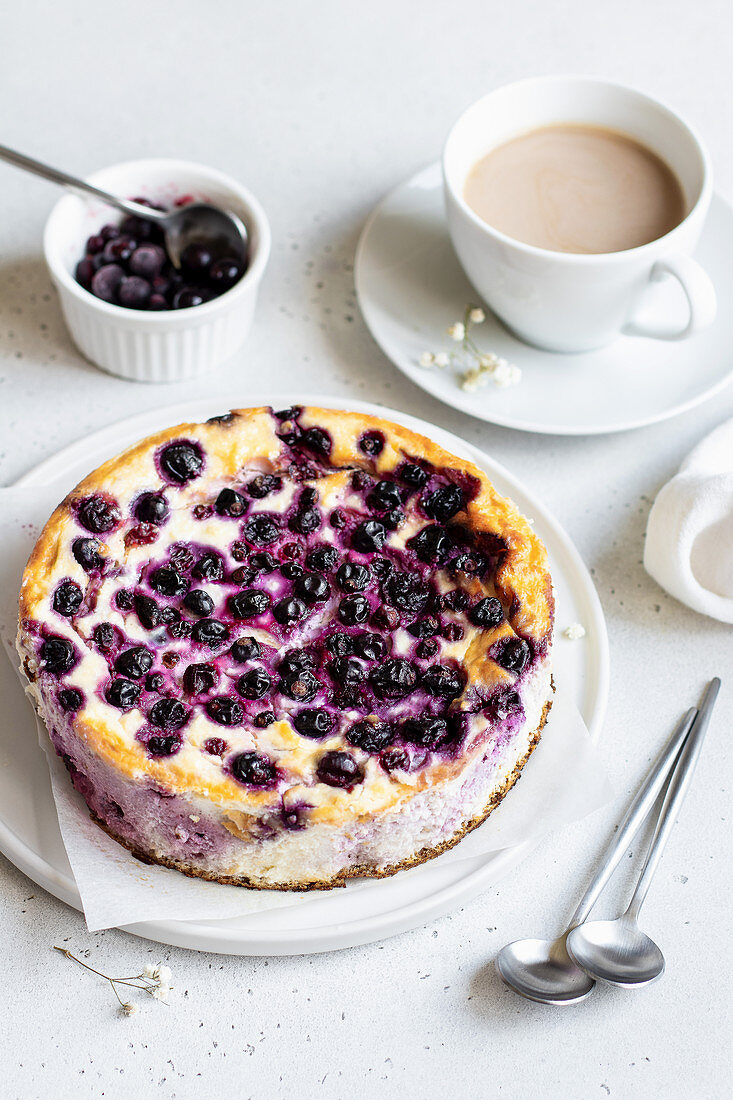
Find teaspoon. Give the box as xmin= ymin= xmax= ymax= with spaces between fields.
xmin=567 ymin=677 xmax=720 ymax=988
xmin=495 ymin=706 xmax=697 ymax=1004
xmin=0 ymin=142 xmax=248 ymax=268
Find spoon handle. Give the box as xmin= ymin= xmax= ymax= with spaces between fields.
xmin=626 ymin=677 xmax=720 ymax=920
xmin=0 ymin=142 xmax=166 ymax=222
xmin=569 ymin=707 xmax=698 ymax=928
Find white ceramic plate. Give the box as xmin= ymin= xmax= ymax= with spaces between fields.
xmin=0 ymin=396 xmax=609 ymax=954
xmin=355 ymin=163 xmax=733 ymax=435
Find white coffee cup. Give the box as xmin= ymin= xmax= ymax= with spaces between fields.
xmin=443 ymin=76 xmax=716 ymax=353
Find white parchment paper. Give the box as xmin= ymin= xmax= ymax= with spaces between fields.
xmin=0 ymin=483 xmax=612 ymax=932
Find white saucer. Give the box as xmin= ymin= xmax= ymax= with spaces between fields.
xmin=0 ymin=395 xmax=609 ymax=955
xmin=355 ymin=163 xmax=733 ymax=435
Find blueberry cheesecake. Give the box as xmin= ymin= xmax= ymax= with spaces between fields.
xmin=17 ymin=407 xmax=554 ymax=889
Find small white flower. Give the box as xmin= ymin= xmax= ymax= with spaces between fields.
xmin=461 ymin=368 xmax=489 ymax=393
xmin=121 ymin=1002 xmax=138 ymax=1017
xmin=418 ymin=352 xmax=434 ymax=368
xmin=143 ymin=963 xmax=157 ymax=979
xmin=564 ymin=623 xmax=586 ymax=640
xmin=156 ymin=965 xmax=173 ymax=985
xmin=434 ymin=352 xmax=450 ymax=368
xmin=469 ymin=307 xmax=485 ymax=324
xmin=151 ymin=985 xmax=170 ymax=1001
xmin=447 ymin=322 xmax=465 ymax=342
xmin=492 ymin=362 xmax=522 ymax=388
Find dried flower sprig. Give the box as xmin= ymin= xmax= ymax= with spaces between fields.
xmin=419 ymin=305 xmax=521 ymax=393
xmin=53 ymin=947 xmax=173 ymax=1017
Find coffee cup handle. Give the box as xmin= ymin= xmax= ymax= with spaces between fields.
xmin=624 ymin=254 xmax=717 ymax=340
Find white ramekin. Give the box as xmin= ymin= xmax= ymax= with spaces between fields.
xmin=43 ymin=158 xmax=271 ymax=383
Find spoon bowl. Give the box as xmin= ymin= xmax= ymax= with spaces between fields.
xmin=496 ymin=935 xmax=596 ymax=1005
xmin=151 ymin=201 xmax=248 ymax=270
xmin=567 ymin=918 xmax=665 ymax=988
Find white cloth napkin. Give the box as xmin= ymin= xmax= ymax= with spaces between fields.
xmin=645 ymin=418 xmax=733 ymax=622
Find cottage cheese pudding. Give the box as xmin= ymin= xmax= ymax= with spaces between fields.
xmin=17 ymin=407 xmax=554 ymax=889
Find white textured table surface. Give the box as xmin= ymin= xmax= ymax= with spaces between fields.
xmin=1 ymin=2 xmax=731 ymax=1097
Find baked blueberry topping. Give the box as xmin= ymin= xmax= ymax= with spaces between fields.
xmin=191 ymin=618 xmax=230 ymax=647
xmin=353 ymin=632 xmax=386 ymax=661
xmin=422 ymin=485 xmax=465 ymax=522
xmin=451 ymin=550 xmax=488 ymax=577
xmin=367 ymin=481 xmax=403 ymax=512
xmin=105 ymin=677 xmax=141 ymax=709
xmin=92 ymin=623 xmax=116 ymax=652
xmin=206 ymin=696 xmax=243 ymax=725
xmin=149 ymin=697 xmax=189 ymax=730
xmin=338 ymin=594 xmax=370 ymax=626
xmin=494 ymin=637 xmax=530 ymax=675
xmin=382 ymin=509 xmax=404 ymax=531
xmin=169 ymin=545 xmax=195 ymax=572
xmin=295 ymin=572 xmax=330 ymax=604
xmin=231 ymin=751 xmax=277 ymax=787
xmin=280 ymin=562 xmax=303 ymax=580
xmin=274 ymin=405 xmax=302 ymax=421
xmin=289 ymin=506 xmax=321 ymax=534
xmin=247 ymin=473 xmax=282 ymax=499
xmin=183 ymin=589 xmax=215 ymax=617
xmin=293 ymin=708 xmax=334 ymax=738
xmin=380 ymin=747 xmax=411 ymax=772
xmin=150 ymin=566 xmax=188 ymax=597
xmin=115 ymin=590 xmax=134 ymax=611
xmin=53 ymin=581 xmax=83 ymax=617
xmin=146 ymin=734 xmax=182 ymax=758
xmin=328 ymin=656 xmax=365 ymax=684
xmin=370 ymin=556 xmax=393 ymax=579
xmin=406 ymin=616 xmax=439 ymax=639
xmin=59 ymin=688 xmax=84 ymax=712
xmin=443 ymin=588 xmax=470 ymax=611
xmin=279 ymin=668 xmax=320 ymax=702
xmin=469 ymin=597 xmax=504 ymax=629
xmin=237 ymin=667 xmax=272 ymax=699
xmin=230 ymin=636 xmax=261 ymax=662
xmin=40 ymin=636 xmax=76 ymax=674
xmin=273 ymin=596 xmax=308 ymax=626
xmin=203 ymin=737 xmax=228 ymax=755
xmin=145 ymin=672 xmax=165 ymax=692
xmin=336 ymin=562 xmax=370 ymax=592
xmin=370 ymin=657 xmax=417 ymax=699
xmin=228 ymin=589 xmax=272 ymax=619
xmin=352 ymin=519 xmax=386 ymax=553
xmin=160 ymin=441 xmax=203 ymax=484
xmin=371 ymin=605 xmax=400 ymax=631
xmin=487 ymin=688 xmax=523 ymax=722
xmin=134 ymin=594 xmax=161 ymax=629
xmin=324 ymin=632 xmax=354 ymax=657
xmin=421 ymin=664 xmax=465 ymax=699
xmin=330 ymin=509 xmax=346 ymax=529
xmin=115 ymin=646 xmax=154 ymax=679
xmin=402 ymin=716 xmax=448 ymax=747
xmin=408 ymin=524 xmax=451 ymax=563
xmin=253 ymin=710 xmax=275 ymax=728
xmin=400 ymin=463 xmax=429 ymax=489
xmin=383 ymin=571 xmax=429 ymax=615
xmin=182 ymin=662 xmax=218 ymax=695
xmin=358 ymin=430 xmax=385 ymax=456
xmin=279 ymin=649 xmax=317 ymax=677
xmin=72 ymin=537 xmax=104 ymax=572
xmin=351 ymin=470 xmax=372 ymax=492
xmin=300 ymin=426 xmax=332 ymax=455
xmin=306 ymin=545 xmax=339 ymax=573
xmin=249 ymin=551 xmax=278 ymax=574
xmin=77 ymin=495 xmax=120 ymax=534
xmin=317 ymin=750 xmax=363 ymax=789
xmin=243 ymin=514 xmax=280 ymax=546
xmin=134 ymin=493 xmax=169 ymax=525
xmin=415 ymin=638 xmax=439 ymax=659
xmin=215 ymin=488 xmax=247 ymax=517
xmin=346 ymin=718 xmax=393 ymax=752
xmin=192 ymin=552 xmax=225 ymax=581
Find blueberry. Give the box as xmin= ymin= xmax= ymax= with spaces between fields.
xmin=324 ymin=633 xmax=355 ymax=657
xmin=442 ymin=622 xmax=464 ymax=642
xmin=380 ymin=747 xmax=411 ymax=773
xmin=443 ymin=588 xmax=470 ymax=612
xmin=316 ymin=751 xmax=363 ymax=789
xmin=292 ymin=708 xmax=334 ymax=738
xmin=330 ymin=509 xmax=346 ymax=529
xmin=182 ymin=663 xmax=218 ymax=695
xmin=148 ymin=293 xmax=168 ymax=310
xmin=203 ymin=736 xmax=228 ymax=755
xmin=128 ymin=244 xmax=165 ymax=279
xmin=249 ymin=551 xmax=278 ymax=574
xmin=273 ymin=405 xmax=302 ymax=421
xmin=353 ymin=632 xmax=386 ymax=661
xmin=280 ymin=562 xmax=303 ymax=580
xmin=237 ymin=668 xmax=272 ymax=700
xmin=328 ymin=656 xmax=365 ymax=684
xmin=118 ymin=275 xmax=151 ymax=309
xmin=247 ymin=474 xmax=282 ymax=499
xmin=367 ymin=481 xmax=403 ymax=512
xmin=383 ymin=572 xmax=429 ymax=614
xmin=382 ymin=509 xmax=404 ymax=531
xmin=338 ymin=594 xmax=370 ymax=626
xmin=346 ymin=719 xmax=393 ymax=753
xmin=469 ymin=597 xmax=504 ymax=629
xmin=351 ymin=470 xmax=372 ymax=492
xmin=278 ymin=668 xmax=320 ymax=702
xmin=231 ymin=751 xmax=277 ymax=787
xmin=400 ymin=463 xmax=429 ymax=489
xmin=336 ymin=562 xmax=370 ymax=592
xmin=93 ymin=623 xmax=116 ymax=651
xmin=370 ymin=556 xmax=393 ymax=580
xmin=209 ymin=257 xmax=244 ymax=291
xmin=134 ymin=493 xmax=169 ymax=525
xmin=401 ymin=716 xmax=448 ymax=747
xmin=215 ymin=488 xmax=247 ymax=517
xmin=451 ymin=551 xmax=489 ymax=577
xmin=146 ymin=735 xmax=182 ymax=757
xmin=183 ymin=589 xmax=215 ymax=617
xmin=173 ymin=287 xmax=206 ymax=309
xmin=85 ymin=233 xmax=106 ymax=255
xmin=487 ymin=688 xmax=523 ymax=722
xmin=295 ymin=572 xmax=330 ymax=604
xmin=230 ymin=541 xmax=249 ymax=563
xmin=289 ymin=507 xmax=321 ymax=534
xmin=358 ymin=430 xmax=385 ymax=456
xmin=149 ymin=697 xmax=189 ymax=730
xmin=406 ymin=616 xmax=440 ymax=638
xmin=192 ymin=552 xmax=225 ymax=581
xmin=279 ymin=649 xmax=317 ymax=677
xmin=181 ymin=242 xmax=214 ymax=277
xmin=416 ymin=638 xmax=439 ymax=659
xmin=168 ymin=620 xmax=193 ymax=640
xmin=105 ymin=678 xmax=141 ymax=709
xmin=103 ymin=235 xmax=136 ymax=264
xmin=160 ymin=441 xmax=203 ymax=483
xmin=370 ymin=657 xmax=417 ymax=699
xmin=206 ymin=696 xmax=243 ymax=726
xmin=75 ymin=257 xmax=95 ymax=289
xmin=421 ymin=664 xmax=465 ymax=699
xmin=59 ymin=687 xmax=84 ymax=712
xmin=408 ymin=525 xmax=452 ymax=563
xmin=40 ymin=637 xmax=76 ymax=674
xmin=191 ymin=618 xmax=230 ymax=647
xmin=228 ymin=589 xmax=272 ymax=619
xmin=100 ymin=224 xmax=120 ymax=241
xmin=273 ymin=596 xmax=308 ymax=626
xmin=371 ymin=605 xmax=400 ymax=631
xmin=230 ymin=636 xmax=261 ymax=662
xmin=253 ymin=710 xmax=275 ymax=728
xmin=150 ymin=566 xmax=188 ymax=597
xmin=115 ymin=590 xmax=134 ymax=611
xmin=306 ymin=546 xmax=339 ymax=573
xmin=299 ymin=427 xmax=332 ymax=456
xmin=90 ymin=263 xmax=124 ymax=302
xmin=53 ymin=581 xmax=83 ymax=617
xmin=115 ymin=646 xmax=154 ymax=680
xmin=352 ymin=520 xmax=386 ymax=553
xmin=244 ymin=514 xmax=280 ymax=545
xmin=145 ymin=672 xmax=165 ymax=692
xmin=72 ymin=537 xmax=104 ymax=572
xmin=494 ymin=637 xmax=530 ymax=675
xmin=77 ymin=495 xmax=119 ymax=534
xmin=422 ymin=485 xmax=465 ymax=522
